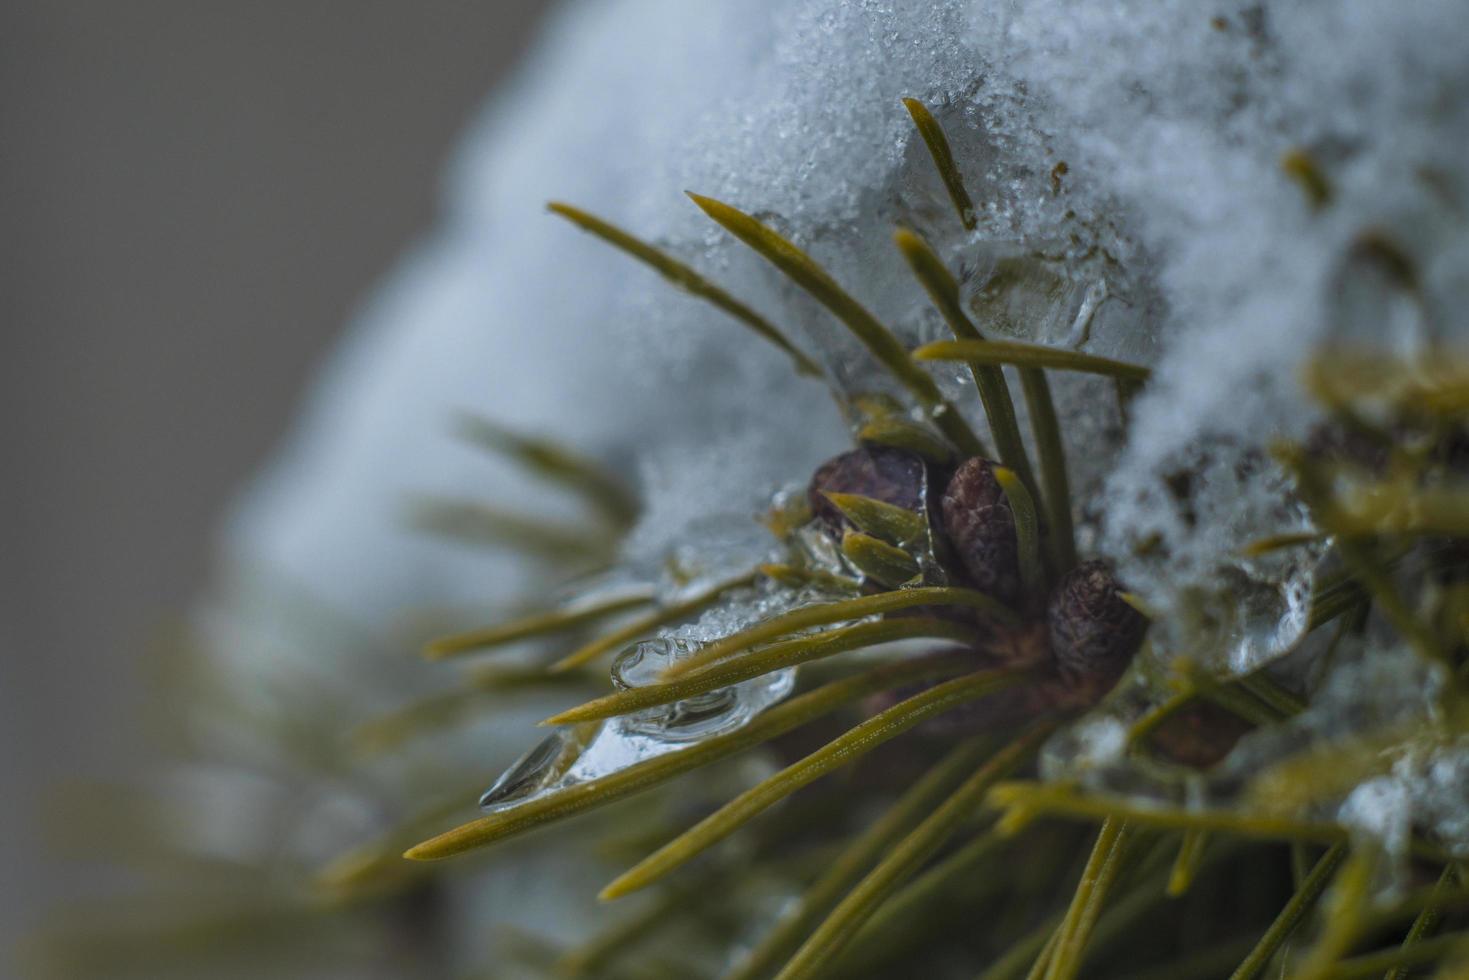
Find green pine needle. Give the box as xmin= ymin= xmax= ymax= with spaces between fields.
xmin=1294 ymin=849 xmax=1376 ymax=980
xmin=543 ymin=616 xmax=981 ymax=726
xmin=856 ymin=415 xmax=958 ymax=462
xmin=661 ymin=584 xmax=1017 ymax=680
xmin=1241 ymin=531 xmax=1326 ymax=557
xmin=403 ymin=653 xmax=974 ymax=861
xmin=1280 ymin=445 xmax=1449 ymax=667
xmin=988 ymin=783 xmax=1349 ymax=845
xmin=1041 ymin=818 xmax=1133 ymax=980
xmin=1166 ymin=829 xmax=1210 ymax=897
xmin=901 ymin=97 xmax=978 ymax=230
xmin=599 ymin=668 xmax=1026 ymax=900
xmin=547 ymin=202 xmax=823 ymax=377
xmin=893 ymin=226 xmax=1036 ymax=491
xmin=725 ymin=737 xmax=993 ymax=980
xmin=821 ymin=491 xmax=928 ymax=545
xmin=1228 ymin=841 xmax=1348 ymax=980
xmin=773 ymin=724 xmax=1054 ymax=980
xmin=914 ymin=338 xmax=1152 ymax=382
xmin=406 ymin=497 xmax=615 ymax=565
xmin=354 ymin=666 xmax=592 ymax=752
xmin=686 ymin=192 xmax=988 ymax=458
xmin=1384 ymin=864 xmax=1459 ymax=980
xmin=994 ymin=465 xmax=1046 ymax=597
xmin=549 ymin=572 xmax=758 ymax=673
xmin=840 ymin=528 xmax=922 ymax=587
xmin=1019 ymin=367 xmax=1078 ymax=573
xmin=1320 ymin=933 xmax=1469 ymax=979
xmin=424 ymin=591 xmax=653 ymax=660
xmin=834 ymin=819 xmax=1016 ymax=975
xmin=455 ymin=413 xmax=642 ymax=528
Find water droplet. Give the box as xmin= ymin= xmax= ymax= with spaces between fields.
xmin=478 ymin=598 xmax=802 ymax=813
xmin=479 ymin=726 xmax=591 ymax=811
xmin=613 ymin=636 xmax=795 ymax=743
xmin=957 ymin=244 xmax=1119 ymax=352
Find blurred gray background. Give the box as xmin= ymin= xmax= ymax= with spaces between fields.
xmin=1 ymin=0 xmax=550 ymax=964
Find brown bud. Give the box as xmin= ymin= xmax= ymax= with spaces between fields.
xmin=1046 ymin=560 xmax=1146 ymax=694
xmin=808 ymin=447 xmax=925 ymax=533
xmin=1147 ymin=700 xmax=1253 ymax=769
xmin=941 ymin=457 xmax=1019 ymax=604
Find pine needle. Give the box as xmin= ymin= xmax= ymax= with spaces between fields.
xmin=1320 ymin=933 xmax=1468 ymax=979
xmin=354 ymin=666 xmax=592 ymax=752
xmin=687 ymin=192 xmax=988 ymax=457
xmin=1228 ymin=841 xmax=1348 ymax=980
xmin=317 ymin=784 xmax=487 ymax=893
xmin=1385 ymin=864 xmax=1459 ymax=980
xmin=406 ymin=498 xmax=614 ymax=565
xmin=599 ymin=668 xmax=1025 ymax=900
xmin=424 ymin=591 xmax=654 ymax=660
xmin=555 ymin=879 xmax=711 ymax=977
xmin=901 ymin=98 xmax=977 ymax=229
xmin=994 ymin=466 xmax=1046 ymax=597
xmin=913 ymin=339 xmax=1152 ymax=382
xmin=987 ymin=783 xmax=1349 ymax=845
xmin=841 ymin=529 xmax=921 ymax=587
xmin=821 ymin=491 xmax=928 ymax=545
xmin=1024 ymin=924 xmax=1064 ymax=980
xmin=455 ymin=414 xmax=641 ymax=528
xmin=1281 ymin=148 xmax=1333 ymax=209
xmin=773 ymin=724 xmax=1054 ymax=980
xmin=1295 ymin=849 xmax=1377 ymax=980
xmin=547 ymin=202 xmax=823 ymax=377
xmin=1019 ymin=367 xmax=1077 ymax=573
xmin=1241 ymin=531 xmax=1325 ymax=557
xmin=549 ymin=572 xmax=758 ymax=673
xmin=1042 ymin=817 xmax=1133 ymax=980
xmin=403 ymin=653 xmax=972 ymax=861
xmin=721 ymin=738 xmax=993 ymax=980
xmin=544 ymin=616 xmax=980 ymax=726
xmin=1237 ymin=672 xmax=1307 ymax=718
xmin=893 ymin=227 xmax=1035 ymax=490
xmin=661 ymin=584 xmax=1017 ymax=680
xmin=1167 ymin=829 xmax=1210 ymax=897
xmin=1280 ymin=446 xmax=1448 ymax=666
xmin=1126 ymin=689 xmax=1196 ymax=744
xmin=856 ymin=415 xmax=957 ymax=462
xmin=982 ymin=914 xmax=1066 ymax=980
xmin=824 ymin=816 xmax=1015 ymax=977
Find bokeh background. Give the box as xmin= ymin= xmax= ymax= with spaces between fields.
xmin=1 ymin=1 xmax=550 ymax=964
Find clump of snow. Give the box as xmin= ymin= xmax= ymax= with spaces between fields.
xmin=960 ymin=1 xmax=1469 ymax=671
xmin=228 ymin=1 xmax=1468 ymax=668
xmin=215 ymin=0 xmax=1469 ymax=865
xmin=1235 ymin=643 xmax=1458 ymax=862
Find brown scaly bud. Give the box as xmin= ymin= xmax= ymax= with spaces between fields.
xmin=941 ymin=457 xmax=1019 ymax=604
xmin=1147 ymin=700 xmax=1254 ymax=770
xmin=808 ymin=447 xmax=926 ymax=534
xmin=1046 ymin=560 xmax=1147 ymax=696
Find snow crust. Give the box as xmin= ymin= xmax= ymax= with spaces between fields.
xmin=226 ymin=1 xmax=1467 ymax=665
xmin=211 ymin=0 xmax=1469 ymax=870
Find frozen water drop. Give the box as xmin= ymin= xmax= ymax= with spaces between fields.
xmin=1066 ymin=280 xmax=1109 ymax=348
xmin=959 ymin=245 xmax=1100 ymax=348
xmin=479 ymin=726 xmax=590 ymax=812
xmin=478 ymin=605 xmax=801 ymax=814
xmin=613 ymin=636 xmax=796 ymax=743
xmin=1105 ymin=441 xmax=1324 ymax=676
